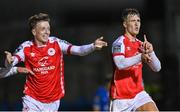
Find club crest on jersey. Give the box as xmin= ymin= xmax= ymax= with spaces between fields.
xmin=48 ymin=48 xmax=55 ymax=56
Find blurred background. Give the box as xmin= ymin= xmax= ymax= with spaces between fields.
xmin=0 ymin=0 xmax=179 ymax=111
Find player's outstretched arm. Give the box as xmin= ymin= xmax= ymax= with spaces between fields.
xmin=70 ymin=36 xmax=107 ymax=56
xmin=0 ymin=67 xmax=34 ymax=78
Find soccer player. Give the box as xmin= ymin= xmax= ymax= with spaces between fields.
xmin=110 ymin=8 xmax=161 ymax=111
xmin=6 ymin=13 xmax=107 ymax=111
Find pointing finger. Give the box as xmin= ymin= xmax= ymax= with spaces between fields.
xmin=144 ymin=34 xmax=147 ymax=42
xmin=99 ymin=36 xmax=103 ymax=40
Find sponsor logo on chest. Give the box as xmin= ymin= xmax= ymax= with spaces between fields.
xmin=30 ymin=48 xmax=57 ymax=75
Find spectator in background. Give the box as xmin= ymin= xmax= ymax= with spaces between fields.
xmin=93 ymin=74 xmax=111 ymax=111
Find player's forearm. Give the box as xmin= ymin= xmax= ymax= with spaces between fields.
xmin=113 ymin=54 xmax=142 ymax=70
xmin=0 ymin=67 xmax=18 ymax=78
xmin=147 ymin=51 xmax=161 ymax=72
xmin=70 ymin=43 xmax=95 ymax=56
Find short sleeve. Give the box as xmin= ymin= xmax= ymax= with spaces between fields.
xmin=112 ymin=37 xmax=125 ymax=57
xmin=13 ymin=41 xmax=31 ymax=62
xmin=52 ymin=37 xmax=72 ymax=54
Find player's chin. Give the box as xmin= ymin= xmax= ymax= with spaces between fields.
xmin=134 ymin=31 xmax=139 ymax=35
xmin=40 ymin=39 xmax=48 ymax=44
xmin=42 ymin=37 xmax=49 ymax=42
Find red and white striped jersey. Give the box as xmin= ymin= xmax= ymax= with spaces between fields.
xmin=13 ymin=36 xmax=72 ymax=103
xmin=110 ymin=35 xmax=144 ymax=99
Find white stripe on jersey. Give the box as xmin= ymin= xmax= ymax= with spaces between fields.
xmin=112 ymin=36 xmax=125 ymax=54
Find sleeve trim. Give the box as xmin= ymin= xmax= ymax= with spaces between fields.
xmin=113 ymin=53 xmax=124 ymax=57
xmin=14 ymin=55 xmax=21 ymax=62
xmin=67 ymin=45 xmax=73 ymax=55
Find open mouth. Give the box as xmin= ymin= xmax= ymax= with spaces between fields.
xmin=43 ymin=35 xmax=49 ymax=38
xmin=135 ymin=27 xmax=139 ymax=31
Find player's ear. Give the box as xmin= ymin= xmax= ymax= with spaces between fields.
xmin=32 ymin=29 xmax=36 ymax=36
xmin=123 ymin=21 xmax=127 ymax=28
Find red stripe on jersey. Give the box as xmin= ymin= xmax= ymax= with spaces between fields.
xmin=14 ymin=55 xmax=21 ymax=62
xmin=67 ymin=45 xmax=72 ymax=55
xmin=112 ymin=53 xmax=124 ymax=57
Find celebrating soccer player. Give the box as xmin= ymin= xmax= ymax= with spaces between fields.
xmin=5 ymin=13 xmax=107 ymax=111
xmin=110 ymin=8 xmax=161 ymax=111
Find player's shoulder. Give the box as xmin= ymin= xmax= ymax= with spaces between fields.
xmin=49 ymin=36 xmax=71 ymax=45
xmin=112 ymin=35 xmax=125 ymax=46
xmin=49 ymin=36 xmax=63 ymax=42
xmin=48 ymin=36 xmax=59 ymax=42
xmin=20 ymin=40 xmax=33 ymax=47
xmin=15 ymin=40 xmax=33 ymax=52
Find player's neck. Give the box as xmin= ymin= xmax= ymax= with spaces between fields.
xmin=124 ymin=33 xmax=136 ymax=42
xmin=34 ymin=40 xmax=47 ymax=47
